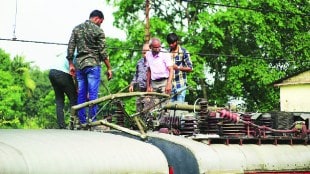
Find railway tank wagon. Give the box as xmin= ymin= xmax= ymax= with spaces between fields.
xmin=0 ymin=129 xmax=169 ymax=174
xmin=140 ymin=99 xmax=310 ymax=173
xmin=0 ymin=129 xmax=310 ymax=174
xmin=1 ymin=95 xmax=310 ymax=173
xmin=146 ymin=132 xmax=310 ymax=174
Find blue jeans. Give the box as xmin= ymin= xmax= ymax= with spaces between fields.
xmin=76 ymin=66 xmax=101 ymax=124
xmin=171 ymin=86 xmax=187 ymax=102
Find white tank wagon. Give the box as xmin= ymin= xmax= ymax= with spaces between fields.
xmin=147 ymin=132 xmax=310 ymax=174
xmin=0 ymin=129 xmax=169 ymax=174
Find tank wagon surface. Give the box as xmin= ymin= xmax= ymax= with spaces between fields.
xmin=0 ymin=129 xmax=169 ymax=174
xmin=1 ymin=129 xmax=310 ymax=174
xmin=2 ymin=93 xmax=310 ymax=174
xmin=146 ymin=132 xmax=310 ymax=174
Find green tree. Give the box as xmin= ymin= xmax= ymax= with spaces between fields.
xmin=0 ymin=50 xmax=27 ymax=128
xmin=27 ymin=68 xmax=55 ymax=128
xmin=190 ymin=0 xmax=309 ymax=110
xmin=107 ymin=0 xmax=309 ymax=111
xmin=0 ymin=49 xmax=49 ymax=128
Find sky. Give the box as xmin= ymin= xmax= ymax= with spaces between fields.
xmin=0 ymin=0 xmax=126 ymax=70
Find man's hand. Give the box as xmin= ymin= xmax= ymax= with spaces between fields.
xmin=173 ymin=64 xmax=179 ymax=70
xmin=165 ymin=82 xmax=172 ymax=94
xmin=103 ymin=58 xmax=112 ymax=80
xmin=147 ymin=86 xmax=153 ymax=92
xmin=106 ymin=69 xmax=112 ymax=80
xmin=69 ymin=62 xmax=75 ymax=77
xmin=129 ymin=85 xmax=134 ymax=92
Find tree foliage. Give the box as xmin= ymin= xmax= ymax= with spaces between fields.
xmin=107 ymin=0 xmax=309 ymax=111
xmin=0 ymin=0 xmax=309 ymax=128
xmin=0 ymin=50 xmax=32 ymax=127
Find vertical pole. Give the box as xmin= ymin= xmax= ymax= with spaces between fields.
xmin=200 ymin=78 xmax=207 ymax=100
xmin=144 ymin=0 xmax=150 ymax=44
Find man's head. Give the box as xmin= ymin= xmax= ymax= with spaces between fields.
xmin=89 ymin=10 xmax=104 ymax=26
xmin=142 ymin=43 xmax=150 ymax=58
xmin=166 ymin=33 xmax=178 ymax=50
xmin=149 ymin=38 xmax=161 ymax=55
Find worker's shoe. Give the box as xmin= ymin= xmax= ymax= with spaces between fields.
xmin=91 ymin=125 xmax=110 ymax=131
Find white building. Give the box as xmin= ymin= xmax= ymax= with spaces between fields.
xmin=274 ymin=69 xmax=310 ymax=112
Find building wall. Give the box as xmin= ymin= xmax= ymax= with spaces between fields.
xmin=281 ymin=71 xmax=310 ymax=85
xmin=280 ymin=84 xmax=310 ymax=112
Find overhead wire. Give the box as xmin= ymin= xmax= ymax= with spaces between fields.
xmin=0 ymin=37 xmax=308 ymax=64
xmin=1 ymin=0 xmax=308 ymax=63
xmin=0 ymin=38 xmax=67 ymax=46
xmin=182 ymin=0 xmax=310 ymax=17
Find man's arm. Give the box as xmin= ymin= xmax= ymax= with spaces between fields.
xmin=103 ymin=58 xmax=112 ymax=80
xmin=175 ymin=65 xmax=192 ymax=72
xmin=146 ymin=67 xmax=152 ymax=92
xmin=98 ymin=30 xmax=109 ymax=62
xmin=129 ymin=64 xmax=139 ymax=92
xmin=176 ymin=49 xmax=193 ymax=72
xmin=165 ymin=66 xmax=173 ymax=94
xmin=67 ymin=31 xmax=76 ymax=76
xmin=67 ymin=29 xmax=76 ymax=60
xmin=68 ymin=60 xmax=76 ymax=77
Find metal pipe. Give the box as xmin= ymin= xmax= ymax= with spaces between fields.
xmin=71 ymin=92 xmax=169 ymax=111
xmin=87 ymin=119 xmax=147 ymax=140
xmin=70 ymin=92 xmax=169 ymax=129
xmin=163 ymin=103 xmax=222 ymax=111
xmin=217 ymin=109 xmax=310 ymax=136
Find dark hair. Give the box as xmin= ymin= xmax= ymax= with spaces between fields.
xmin=89 ymin=10 xmax=104 ymax=19
xmin=166 ymin=33 xmax=178 ymax=44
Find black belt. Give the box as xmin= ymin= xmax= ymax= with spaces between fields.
xmin=152 ymin=77 xmax=168 ymax=82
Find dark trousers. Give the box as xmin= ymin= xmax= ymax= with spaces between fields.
xmin=136 ymin=87 xmax=147 ymax=112
xmin=49 ymin=69 xmax=77 ymax=128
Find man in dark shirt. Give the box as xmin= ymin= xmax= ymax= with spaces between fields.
xmin=129 ymin=43 xmax=149 ymax=92
xmin=129 ymin=44 xmax=149 ymax=112
xmin=67 ymin=10 xmax=112 ymax=124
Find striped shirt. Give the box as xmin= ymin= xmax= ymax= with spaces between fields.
xmin=170 ymin=45 xmax=193 ymax=89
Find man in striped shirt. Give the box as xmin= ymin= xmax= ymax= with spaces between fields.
xmin=167 ymin=33 xmax=193 ymax=102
